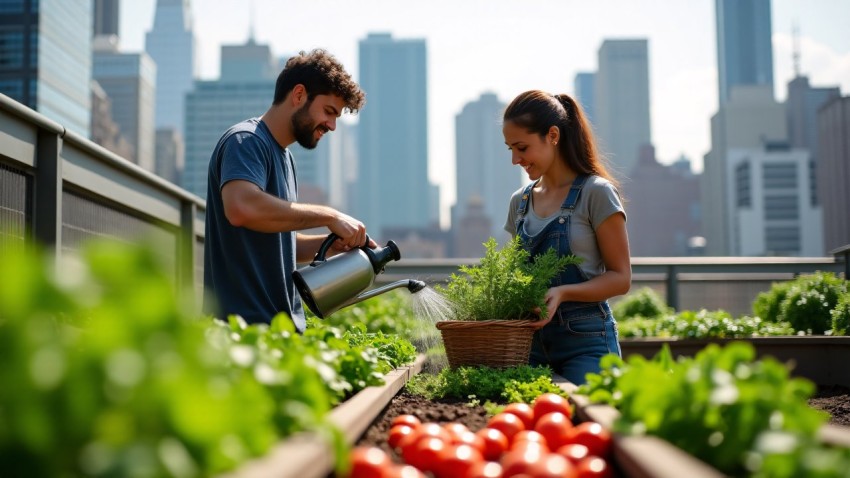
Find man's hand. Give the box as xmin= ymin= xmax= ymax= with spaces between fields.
xmin=328 ymin=212 xmax=376 ymax=251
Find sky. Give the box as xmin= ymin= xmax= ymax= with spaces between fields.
xmin=118 ymin=0 xmax=850 ymax=220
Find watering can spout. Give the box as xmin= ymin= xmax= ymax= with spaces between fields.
xmin=292 ymin=234 xmax=426 ymax=319
xmin=340 ymin=279 xmax=428 ymax=309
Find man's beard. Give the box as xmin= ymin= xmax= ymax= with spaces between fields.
xmin=292 ymin=101 xmax=328 ymax=149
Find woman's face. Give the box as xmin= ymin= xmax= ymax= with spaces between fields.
xmin=503 ymin=121 xmax=557 ymax=181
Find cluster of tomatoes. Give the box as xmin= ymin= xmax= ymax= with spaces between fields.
xmin=346 ymin=393 xmax=614 ymax=478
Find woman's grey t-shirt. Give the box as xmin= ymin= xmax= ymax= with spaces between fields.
xmin=503 ymin=175 xmax=626 ymax=280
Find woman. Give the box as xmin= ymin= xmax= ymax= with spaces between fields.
xmin=502 ymin=90 xmax=631 ymax=385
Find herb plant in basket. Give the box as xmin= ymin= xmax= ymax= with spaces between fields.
xmin=435 ymin=236 xmax=581 ymax=369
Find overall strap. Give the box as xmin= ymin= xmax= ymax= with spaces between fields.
xmin=513 ymin=180 xmax=537 ymax=234
xmin=516 ymin=180 xmax=537 ymax=218
xmin=561 ymin=174 xmax=589 ymax=211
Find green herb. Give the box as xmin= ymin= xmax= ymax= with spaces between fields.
xmin=437 ymin=237 xmax=581 ymax=321
xmin=407 ymin=365 xmax=566 ymax=403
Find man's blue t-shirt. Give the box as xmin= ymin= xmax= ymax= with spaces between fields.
xmin=203 ymin=118 xmax=306 ymax=332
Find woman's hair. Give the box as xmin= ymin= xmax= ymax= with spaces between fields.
xmin=273 ymin=49 xmax=366 ymax=113
xmin=503 ymin=90 xmax=617 ymax=187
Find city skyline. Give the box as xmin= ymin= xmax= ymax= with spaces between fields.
xmin=117 ymin=0 xmax=850 ymax=224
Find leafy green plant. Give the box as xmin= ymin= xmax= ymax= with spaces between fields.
xmin=779 ymin=272 xmax=848 ymax=334
xmin=406 ymin=365 xmax=565 ymax=403
xmin=617 ymin=309 xmax=797 ymax=339
xmin=0 ymin=239 xmax=415 ymax=477
xmin=0 ymin=242 xmax=286 ymax=476
xmin=612 ymin=287 xmax=672 ymax=320
xmin=753 ymin=280 xmax=793 ymax=322
xmin=578 ymin=342 xmax=828 ymax=476
xmin=437 ymin=236 xmax=580 ymax=321
xmin=831 ymin=293 xmax=850 ymax=335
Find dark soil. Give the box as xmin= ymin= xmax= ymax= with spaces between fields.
xmin=808 ymin=385 xmax=850 ymax=426
xmin=357 ymin=386 xmax=850 ymax=455
xmin=356 ymin=391 xmax=492 ymax=460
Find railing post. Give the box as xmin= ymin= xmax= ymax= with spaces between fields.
xmin=666 ymin=264 xmax=679 ymax=311
xmin=33 ymin=129 xmax=62 ymax=262
xmin=178 ymin=200 xmax=198 ymax=311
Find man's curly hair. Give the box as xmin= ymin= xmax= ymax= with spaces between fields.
xmin=273 ymin=49 xmax=366 ymax=113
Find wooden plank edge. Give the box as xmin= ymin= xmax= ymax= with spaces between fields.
xmin=220 ymin=354 xmax=426 ymax=478
xmin=553 ymin=373 xmax=726 ymax=478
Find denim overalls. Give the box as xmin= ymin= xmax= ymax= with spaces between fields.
xmin=515 ymin=175 xmax=622 ymax=385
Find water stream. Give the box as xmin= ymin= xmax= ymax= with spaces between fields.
xmin=409 ymin=285 xmax=456 ymax=373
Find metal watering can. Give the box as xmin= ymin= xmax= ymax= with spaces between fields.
xmin=293 ymin=233 xmax=426 ymax=319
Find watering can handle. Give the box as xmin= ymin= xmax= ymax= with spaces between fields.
xmin=312 ymin=233 xmax=372 ymax=264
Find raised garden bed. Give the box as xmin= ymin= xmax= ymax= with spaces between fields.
xmin=620 ymin=336 xmax=850 ymax=388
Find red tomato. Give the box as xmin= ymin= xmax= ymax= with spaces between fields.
xmin=532 ymin=393 xmax=573 ymax=424
xmin=555 ymin=443 xmax=591 ymax=465
xmin=348 ymin=446 xmax=394 ymax=478
xmin=475 ymin=428 xmax=510 ymax=461
xmin=392 ymin=414 xmax=422 ymax=429
xmin=487 ymin=413 xmax=526 ymax=444
xmin=467 ymin=461 xmax=503 ymax=478
xmin=384 ymin=464 xmax=427 ymax=478
xmin=404 ymin=436 xmax=448 ymax=473
xmin=566 ymin=422 xmax=612 ymax=459
xmin=575 ymin=457 xmax=613 ymax=478
xmin=443 ymin=422 xmax=471 ymax=442
xmin=499 ymin=445 xmax=546 ymax=476
xmin=503 ymin=402 xmax=535 ymax=430
xmin=510 ymin=430 xmax=549 ymax=452
xmin=388 ymin=424 xmax=417 ymax=450
xmin=434 ymin=443 xmax=485 ymax=478
xmin=398 ymin=422 xmax=453 ymax=458
xmin=534 ymin=412 xmax=573 ymax=451
xmin=454 ymin=430 xmax=486 ymax=451
xmin=527 ymin=453 xmax=578 ymax=478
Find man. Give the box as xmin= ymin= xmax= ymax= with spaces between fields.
xmin=204 ymin=49 xmax=372 ymax=333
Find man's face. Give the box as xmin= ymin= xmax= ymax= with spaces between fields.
xmin=292 ymin=93 xmax=346 ymax=149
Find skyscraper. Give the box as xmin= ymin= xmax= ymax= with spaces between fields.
xmin=786 ymin=76 xmax=840 ymax=168
xmin=573 ymin=72 xmax=596 ymax=125
xmin=92 ymin=37 xmax=157 ymax=171
xmin=0 ymin=0 xmax=91 ymax=136
xmin=729 ymin=145 xmax=822 ymax=256
xmin=627 ymin=146 xmax=702 ymax=257
xmin=817 ymin=96 xmax=850 ymax=252
xmin=594 ymin=39 xmax=651 ymax=177
xmin=715 ymin=0 xmax=774 ymax=104
xmin=183 ymin=40 xmax=276 ymax=198
xmin=701 ymin=85 xmax=786 ymax=255
xmin=454 ymin=92 xmax=521 ymax=246
xmin=93 ymin=0 xmax=119 ymax=37
xmin=145 ymin=0 xmax=197 ymax=134
xmin=356 ymin=33 xmax=435 ymax=240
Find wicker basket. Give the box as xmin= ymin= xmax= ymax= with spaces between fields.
xmin=435 ymin=319 xmax=539 ymax=369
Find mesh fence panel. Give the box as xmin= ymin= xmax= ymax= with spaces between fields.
xmin=61 ymin=190 xmax=178 ymax=278
xmin=0 ymin=161 xmax=29 ymax=254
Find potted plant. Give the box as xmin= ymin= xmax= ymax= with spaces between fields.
xmin=435 ymin=236 xmax=580 ymax=369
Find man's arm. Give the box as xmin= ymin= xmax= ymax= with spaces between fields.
xmin=221 ymin=179 xmax=368 ymax=248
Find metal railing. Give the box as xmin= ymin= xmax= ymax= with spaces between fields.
xmin=0 ymin=93 xmax=205 ymax=305
xmin=1 ymin=93 xmax=845 ymax=316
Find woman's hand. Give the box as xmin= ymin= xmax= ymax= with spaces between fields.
xmin=543 ymin=286 xmax=566 ymax=323
xmin=529 ymin=307 xmax=552 ymax=329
